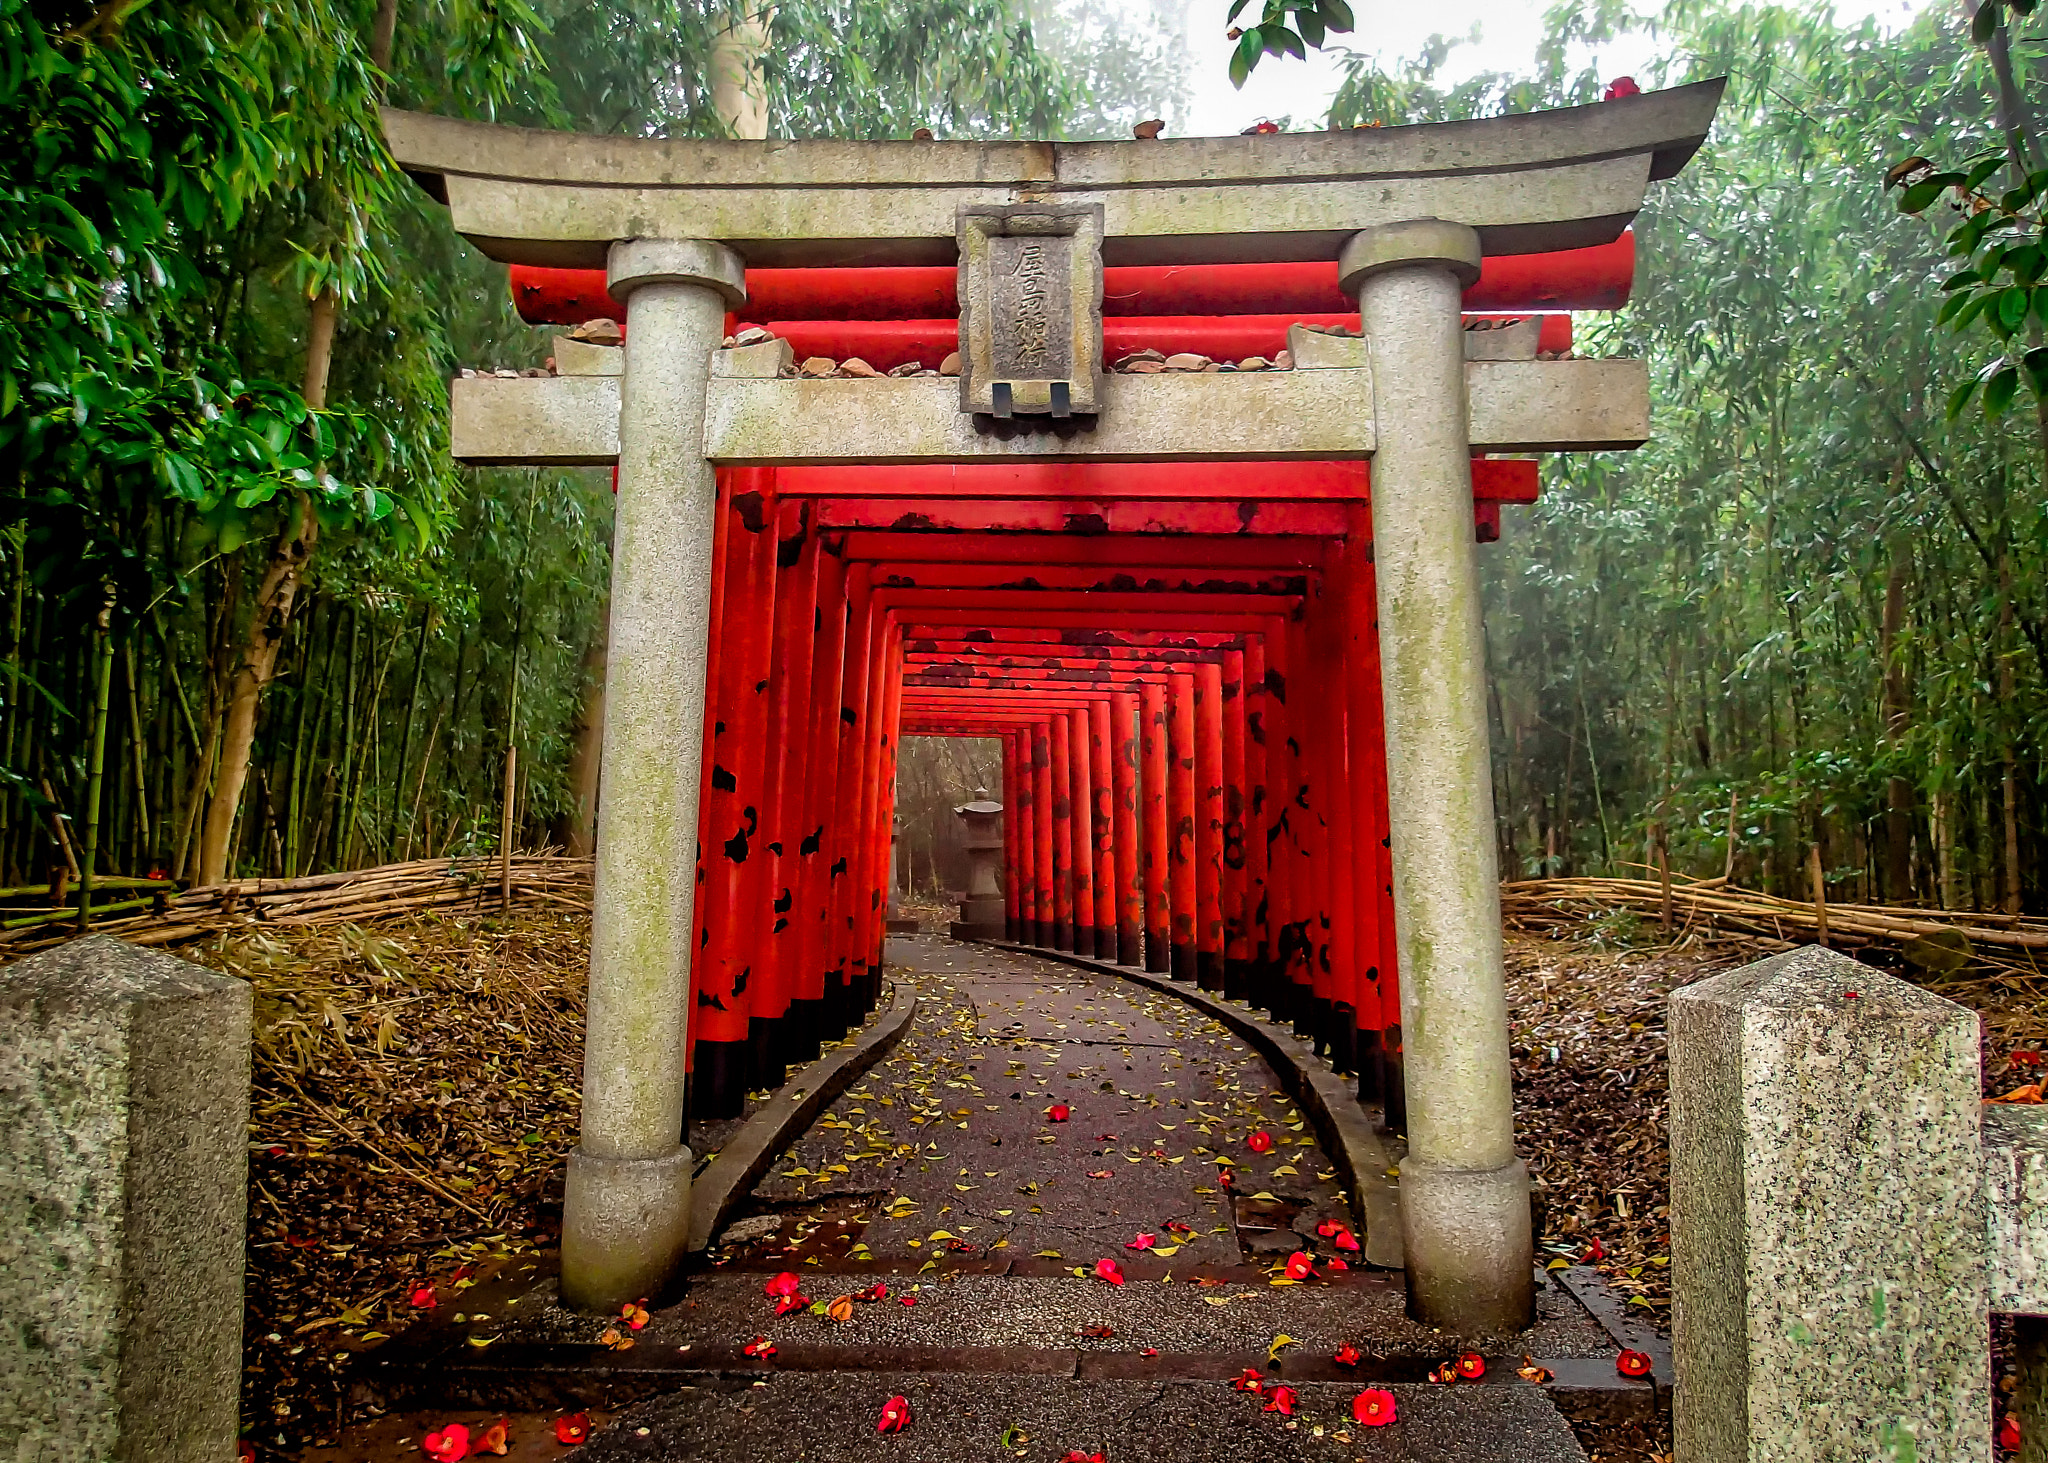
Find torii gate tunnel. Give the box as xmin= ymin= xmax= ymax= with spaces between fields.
xmin=385 ymin=80 xmax=1724 ymax=1334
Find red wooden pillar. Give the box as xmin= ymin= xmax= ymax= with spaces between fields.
xmin=695 ymin=468 xmax=775 ymax=1118
xmin=1049 ymin=710 xmax=1074 ymax=951
xmin=859 ymin=624 xmax=904 ymax=1000
xmin=1281 ymin=609 xmax=1321 ymax=1033
xmin=1002 ymin=730 xmax=1024 ymax=941
xmin=1110 ymin=691 xmax=1142 ymax=966
xmin=1067 ymin=705 xmax=1095 ymax=957
xmin=1242 ymin=636 xmax=1274 ymax=1007
xmin=1167 ymin=671 xmax=1197 ymax=982
xmin=684 ymin=467 xmax=735 ymax=1125
xmin=752 ymin=493 xmax=817 ymax=1082
xmin=1088 ymin=698 xmax=1115 ymax=961
xmin=1140 ymin=682 xmax=1170 ymax=973
xmin=1193 ymin=661 xmax=1227 ymax=991
xmin=791 ymin=541 xmax=848 ymax=1058
xmin=1313 ymin=572 xmax=1360 ymax=1076
xmin=1032 ymin=719 xmax=1055 ymax=946
xmin=1220 ymin=648 xmax=1251 ymax=999
xmin=825 ymin=565 xmax=875 ymax=1032
xmin=1343 ymin=514 xmax=1398 ymax=1116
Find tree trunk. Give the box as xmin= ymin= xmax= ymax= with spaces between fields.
xmin=77 ymin=583 xmax=116 ymax=930
xmin=195 ymin=287 xmax=334 ymax=886
xmin=555 ymin=595 xmax=608 ymax=856
xmin=2002 ymin=557 xmax=2023 ymax=914
xmin=1880 ymin=534 xmax=1914 ymax=902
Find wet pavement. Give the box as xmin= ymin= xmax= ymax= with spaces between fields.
xmin=328 ymin=938 xmax=1619 ymax=1461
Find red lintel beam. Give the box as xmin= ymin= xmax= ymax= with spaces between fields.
xmin=838 ymin=533 xmax=1325 ymax=569
xmin=815 ymin=499 xmax=1353 ymax=536
xmin=507 ymin=235 xmax=1633 ymax=323
xmin=783 ymin=460 xmax=1538 ymax=504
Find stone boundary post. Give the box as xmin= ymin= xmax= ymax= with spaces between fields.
xmin=0 ymin=935 xmax=253 ymax=1461
xmin=1670 ymin=944 xmax=1987 ymax=1462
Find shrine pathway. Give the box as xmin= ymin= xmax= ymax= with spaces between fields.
xmin=556 ymin=937 xmax=1608 ymax=1462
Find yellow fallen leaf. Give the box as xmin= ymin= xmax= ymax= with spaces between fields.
xmin=1151 ymin=1245 xmax=1181 ymax=1257
xmin=1268 ymin=1334 xmax=1296 ymax=1362
xmin=928 ymin=1230 xmax=956 ymax=1241
xmin=1251 ymin=1191 xmax=1279 ymax=1201
xmin=1033 ymin=1250 xmax=1063 ymax=1258
xmin=1545 ymin=1258 xmax=1570 ymax=1272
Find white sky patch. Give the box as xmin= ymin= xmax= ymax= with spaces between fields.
xmin=1176 ymin=0 xmax=1927 ymax=137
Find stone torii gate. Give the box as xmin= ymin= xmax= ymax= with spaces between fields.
xmin=382 ymin=81 xmax=1723 ymax=1332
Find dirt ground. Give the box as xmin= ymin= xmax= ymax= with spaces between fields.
xmin=169 ymin=908 xmax=2048 ymax=1458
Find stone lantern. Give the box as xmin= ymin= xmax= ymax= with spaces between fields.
xmin=950 ymin=789 xmax=1005 ymax=941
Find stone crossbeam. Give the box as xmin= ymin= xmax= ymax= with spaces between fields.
xmin=449 ymin=359 xmax=1649 ymax=467
xmin=382 ymin=82 xmax=1722 ymax=269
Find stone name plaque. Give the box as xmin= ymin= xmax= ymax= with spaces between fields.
xmin=957 ymin=203 xmax=1103 ymax=419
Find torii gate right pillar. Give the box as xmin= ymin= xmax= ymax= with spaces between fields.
xmin=1344 ymin=219 xmax=1533 ymax=1333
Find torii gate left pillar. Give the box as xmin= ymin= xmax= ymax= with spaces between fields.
xmin=560 ymin=239 xmax=744 ymax=1312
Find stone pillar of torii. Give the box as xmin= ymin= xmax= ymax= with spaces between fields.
xmin=382 ymin=80 xmax=1724 ymax=1332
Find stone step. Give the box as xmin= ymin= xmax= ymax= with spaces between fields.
xmin=568 ymin=1372 xmax=1592 ymax=1462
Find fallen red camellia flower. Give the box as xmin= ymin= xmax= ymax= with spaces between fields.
xmin=476 ymin=1419 xmax=511 ymax=1455
xmin=1125 ymin=1232 xmax=1156 ymax=1250
xmin=555 ymin=1412 xmax=590 ymax=1444
xmin=620 ymin=1300 xmax=650 ymax=1330
xmin=1333 ymin=1228 xmax=1360 ymax=1252
xmin=1217 ymin=1167 xmax=1234 ymax=1189
xmin=1325 ymin=1257 xmax=1350 ymax=1272
xmin=765 ymin=1272 xmax=801 ymax=1298
xmin=422 ymin=1423 xmax=470 ymax=1462
xmin=1353 ymin=1388 xmax=1398 ymax=1426
xmin=855 ymin=1282 xmax=889 ymax=1303
xmin=1140 ymin=1347 xmax=1159 ymax=1357
xmin=1048 ymin=1103 xmax=1071 ymax=1121
xmin=1604 ymin=75 xmax=1641 ymax=100
xmin=1427 ymin=1362 xmax=1457 ymax=1384
xmin=1247 ymin=1131 xmax=1274 ymax=1154
xmin=900 ymin=1295 xmax=918 ymax=1306
xmin=1263 ymin=1385 xmax=1298 ymax=1415
xmin=1283 ymin=1252 xmax=1315 ymax=1281
xmin=1333 ymin=1343 xmax=1362 ymax=1366
xmin=1456 ymin=1352 xmax=1486 ymax=1380
xmin=1578 ymin=1237 xmax=1605 ymax=1263
xmin=239 ymin=1445 xmax=256 ymax=1463
xmin=877 ymin=1395 xmax=913 ymax=1433
xmin=1060 ymin=1453 xmax=1106 ymax=1463
xmin=774 ymin=1292 xmax=809 ymax=1315
xmin=1517 ymin=1360 xmax=1554 ymax=1384
xmin=1231 ymin=1368 xmax=1264 ymax=1392
xmin=743 ymin=1336 xmax=777 ymax=1358
xmin=1094 ymin=1258 xmax=1126 ymax=1286
xmin=1316 ymin=1218 xmax=1341 ymax=1238
xmin=1616 ymin=1349 xmax=1653 ymax=1378
xmin=408 ymin=1284 xmax=437 ymax=1308
xmin=2000 ymin=1413 xmax=2022 ymax=1451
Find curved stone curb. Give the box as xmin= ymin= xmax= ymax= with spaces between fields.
xmin=685 ymin=982 xmax=920 ymax=1252
xmin=988 ymin=941 xmax=1404 ymax=1270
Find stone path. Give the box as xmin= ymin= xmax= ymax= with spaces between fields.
xmin=340 ymin=938 xmax=1631 ymax=1461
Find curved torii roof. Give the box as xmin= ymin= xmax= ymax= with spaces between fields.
xmin=381 ymin=80 xmax=1724 ymax=269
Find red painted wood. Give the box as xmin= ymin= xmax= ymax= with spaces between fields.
xmin=507 ymin=235 xmax=1632 ymax=323
xmin=1003 ymin=730 xmax=1024 ymax=940
xmin=1220 ymin=648 xmax=1250 ymax=990
xmin=814 ymin=499 xmax=1354 ymax=536
xmin=1049 ymin=711 xmax=1074 ymax=952
xmin=1194 ymin=661 xmax=1227 ymax=991
xmin=1140 ymin=682 xmax=1170 ymax=974
xmin=795 ymin=546 xmax=850 ymax=1016
xmin=779 ymin=458 xmax=1538 ymax=503
xmin=1088 ymin=699 xmax=1116 ymax=961
xmin=1110 ymin=691 xmax=1142 ymax=966
xmin=1167 ymin=671 xmax=1198 ymax=983
xmin=1032 ymin=720 xmax=1055 ymax=945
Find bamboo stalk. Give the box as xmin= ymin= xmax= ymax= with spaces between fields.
xmin=499 ymin=744 xmax=517 ymax=910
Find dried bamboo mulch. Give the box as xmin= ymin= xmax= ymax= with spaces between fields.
xmin=2 ymin=854 xmax=593 ymax=956
xmin=178 ymin=909 xmax=590 ymax=1457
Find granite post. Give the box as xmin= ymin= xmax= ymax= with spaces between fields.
xmin=562 ymin=236 xmax=745 ymax=1314
xmin=0 ymin=935 xmax=252 ymax=1462
xmin=1670 ymin=945 xmax=1988 ymax=1463
xmin=1342 ymin=218 xmax=1532 ymax=1334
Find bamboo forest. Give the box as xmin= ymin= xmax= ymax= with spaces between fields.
xmin=10 ymin=1 xmax=2043 ymax=927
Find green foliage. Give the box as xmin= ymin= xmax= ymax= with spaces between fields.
xmin=1225 ymin=0 xmax=1354 ymax=88
xmin=1432 ymin=2 xmax=2048 ymax=906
